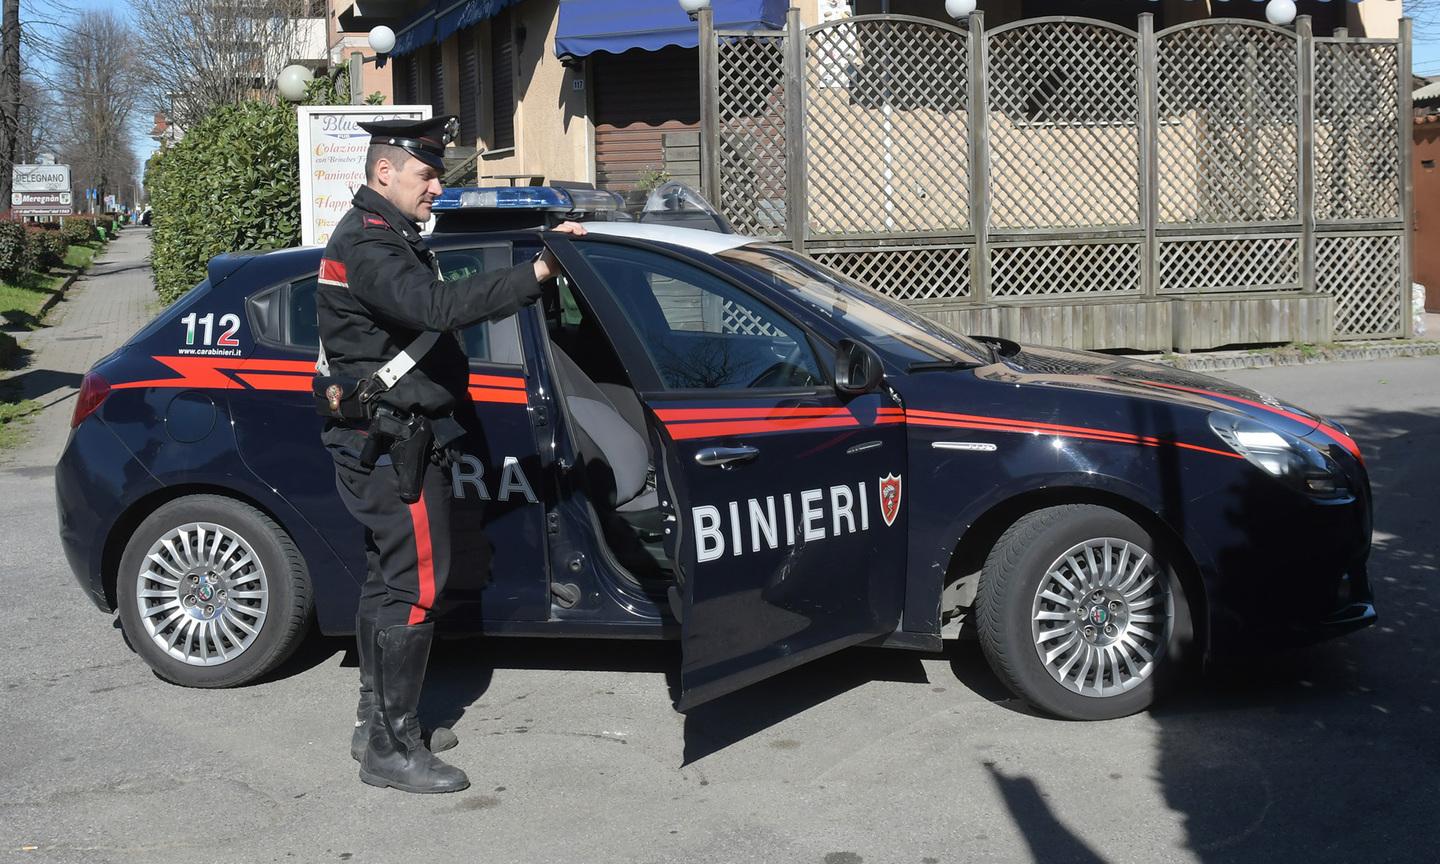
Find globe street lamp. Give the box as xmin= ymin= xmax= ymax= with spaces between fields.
xmin=278 ymin=26 xmax=395 ymax=105
xmin=277 ymin=64 xmax=315 ymax=103
xmin=679 ymin=0 xmax=710 ymax=21
xmin=1265 ymin=0 xmax=1297 ymax=26
xmin=945 ymin=0 xmax=977 ymax=20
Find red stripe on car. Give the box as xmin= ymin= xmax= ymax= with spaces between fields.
xmin=1134 ymin=380 xmax=1361 ymax=461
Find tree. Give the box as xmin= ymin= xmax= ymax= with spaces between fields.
xmin=131 ymin=0 xmax=320 ymax=130
xmin=51 ymin=10 xmax=139 ymax=211
xmin=0 ymin=0 xmax=20 ymax=212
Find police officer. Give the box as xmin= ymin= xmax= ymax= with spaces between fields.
xmin=315 ymin=115 xmax=584 ymax=794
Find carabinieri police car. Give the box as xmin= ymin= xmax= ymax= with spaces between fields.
xmin=56 ymin=185 xmax=1375 ymax=721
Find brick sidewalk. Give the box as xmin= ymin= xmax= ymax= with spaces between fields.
xmin=1 ymin=228 xmax=158 ymax=471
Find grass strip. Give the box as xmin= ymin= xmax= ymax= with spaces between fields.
xmin=0 ymin=241 xmax=103 ymax=330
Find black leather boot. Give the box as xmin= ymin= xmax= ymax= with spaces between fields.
xmin=352 ymin=618 xmax=457 ymax=761
xmin=359 ymin=623 xmax=470 ymax=794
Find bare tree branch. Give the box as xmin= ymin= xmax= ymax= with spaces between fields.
xmin=130 ymin=0 xmax=319 ymax=129
xmin=50 ymin=9 xmax=141 ymax=209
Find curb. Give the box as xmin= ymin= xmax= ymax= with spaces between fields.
xmin=38 ymin=271 xmax=81 ymax=320
xmin=1146 ymin=339 xmax=1440 ymax=373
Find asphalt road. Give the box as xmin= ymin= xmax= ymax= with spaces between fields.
xmin=2 ymin=235 xmax=1437 ymax=863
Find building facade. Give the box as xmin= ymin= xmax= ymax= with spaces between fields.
xmin=328 ymin=0 xmax=1402 ymax=191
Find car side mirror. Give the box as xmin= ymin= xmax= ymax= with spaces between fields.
xmin=834 ymin=339 xmax=884 ymax=396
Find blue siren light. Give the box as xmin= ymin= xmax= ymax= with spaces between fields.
xmin=430 ymin=186 xmax=624 ymax=212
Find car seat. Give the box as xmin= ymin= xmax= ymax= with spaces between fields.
xmin=547 ymin=344 xmax=656 ymax=514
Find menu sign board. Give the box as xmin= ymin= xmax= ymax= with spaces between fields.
xmin=297 ymin=105 xmax=431 ymax=247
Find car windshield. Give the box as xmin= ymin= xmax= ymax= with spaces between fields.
xmin=720 ymin=245 xmax=987 ymax=365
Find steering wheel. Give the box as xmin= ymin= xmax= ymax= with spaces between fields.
xmin=747 ymin=345 xmax=814 ymax=388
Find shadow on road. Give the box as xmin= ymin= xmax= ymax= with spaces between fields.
xmin=3 ymin=367 xmax=83 ymax=401
xmin=680 ymin=646 xmax=932 ymax=764
xmin=1149 ymin=405 xmax=1440 ymax=862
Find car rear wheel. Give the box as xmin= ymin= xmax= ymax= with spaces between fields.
xmin=116 ymin=495 xmax=312 ymax=687
xmin=976 ymin=504 xmax=1191 ymax=721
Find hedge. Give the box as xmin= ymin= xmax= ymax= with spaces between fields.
xmin=0 ymin=222 xmax=35 ymax=281
xmin=26 ymin=227 xmax=69 ymax=269
xmin=61 ymin=216 xmax=96 ymax=245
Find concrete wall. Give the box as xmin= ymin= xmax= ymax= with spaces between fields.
xmin=479 ymin=0 xmax=590 ymax=184
xmin=1348 ymin=0 xmax=1401 ymax=38
xmin=324 ymin=0 xmax=394 ymax=103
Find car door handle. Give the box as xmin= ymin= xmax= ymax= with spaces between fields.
xmin=694 ymin=445 xmax=759 ymax=468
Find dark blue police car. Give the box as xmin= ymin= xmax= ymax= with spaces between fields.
xmin=56 ymin=187 xmax=1375 ymax=720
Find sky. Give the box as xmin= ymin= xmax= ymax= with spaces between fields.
xmin=17 ymin=0 xmax=1440 ymax=176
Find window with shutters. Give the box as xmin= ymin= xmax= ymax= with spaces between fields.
xmin=459 ymin=30 xmax=482 ymax=146
xmin=394 ymin=53 xmax=421 ymax=105
xmin=489 ymin=10 xmax=515 ymax=150
xmin=393 ymin=56 xmax=411 ymax=105
xmin=428 ymin=45 xmax=445 ymax=119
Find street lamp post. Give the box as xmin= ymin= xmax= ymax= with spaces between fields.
xmin=348 ymin=25 xmax=396 ymax=104
xmin=279 ymin=26 xmax=394 ymax=105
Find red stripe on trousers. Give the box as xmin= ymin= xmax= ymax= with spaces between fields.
xmin=406 ymin=493 xmax=436 ymax=625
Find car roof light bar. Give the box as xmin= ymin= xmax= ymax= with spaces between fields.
xmin=430 ymin=186 xmax=625 ymax=213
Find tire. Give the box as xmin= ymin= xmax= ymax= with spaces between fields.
xmin=976 ymin=504 xmax=1192 ymax=721
xmin=116 ymin=495 xmax=313 ymax=688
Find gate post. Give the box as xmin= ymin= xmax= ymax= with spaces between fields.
xmin=967 ymin=11 xmax=989 ymax=305
xmin=1399 ymin=17 xmax=1415 ymax=337
xmin=1297 ymin=15 xmax=1316 ymax=295
xmin=698 ymin=7 xmax=720 ymax=207
xmin=784 ymin=7 xmax=808 ymax=253
xmin=1138 ymin=13 xmax=1158 ymax=298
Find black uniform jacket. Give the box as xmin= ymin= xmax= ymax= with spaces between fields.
xmin=315 ymin=185 xmax=540 ymax=418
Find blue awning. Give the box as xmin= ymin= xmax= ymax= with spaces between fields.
xmin=391 ymin=4 xmax=435 ymax=58
xmin=556 ymin=0 xmax=787 ymax=60
xmin=436 ymin=0 xmax=522 ymax=42
xmin=392 ymin=0 xmax=520 ymax=56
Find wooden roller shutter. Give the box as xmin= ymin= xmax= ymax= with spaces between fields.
xmin=428 ymin=45 xmax=445 ymax=119
xmin=592 ymin=46 xmax=699 ymax=192
xmin=490 ymin=10 xmax=515 ymax=150
xmin=458 ymin=30 xmax=481 ymax=146
xmin=393 ymin=54 xmax=418 ymax=105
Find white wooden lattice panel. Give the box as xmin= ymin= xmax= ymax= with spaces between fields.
xmin=990 ymin=242 xmax=1142 ymax=298
xmin=717 ymin=34 xmax=790 ymax=238
xmin=809 ymin=246 xmax=971 ymax=301
xmin=1314 ymin=42 xmax=1401 ymax=222
xmin=1156 ymin=24 xmax=1299 ymax=224
xmin=988 ymin=21 xmax=1140 ymax=229
xmin=804 ymin=19 xmax=970 ymax=236
xmin=1318 ymin=234 xmax=1403 ymax=338
xmin=1158 ymin=236 xmax=1301 ymax=293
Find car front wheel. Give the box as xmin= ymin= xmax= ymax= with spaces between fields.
xmin=116 ymin=495 xmax=312 ymax=687
xmin=976 ymin=504 xmax=1192 ymax=721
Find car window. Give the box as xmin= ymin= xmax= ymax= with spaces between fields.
xmin=288 ymin=276 xmax=319 ymax=347
xmin=438 ymin=246 xmax=522 ymax=366
xmin=721 ymin=246 xmax=988 ymax=366
xmin=576 ymin=243 xmax=825 ymax=391
xmin=284 ymin=246 xmax=522 ymax=366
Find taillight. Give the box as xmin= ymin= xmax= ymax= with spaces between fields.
xmin=71 ymin=371 xmax=110 ymax=428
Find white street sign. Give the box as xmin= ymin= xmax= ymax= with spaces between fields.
xmin=13 ymin=164 xmax=73 ymax=215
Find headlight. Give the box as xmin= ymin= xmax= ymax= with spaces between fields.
xmin=1208 ymin=412 xmax=1348 ymax=498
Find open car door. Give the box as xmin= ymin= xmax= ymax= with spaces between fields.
xmin=546 ymin=234 xmax=909 ymax=710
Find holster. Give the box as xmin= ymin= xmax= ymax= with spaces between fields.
xmin=359 ymin=407 xmax=434 ymax=504
xmin=389 ymin=417 xmax=434 ymax=504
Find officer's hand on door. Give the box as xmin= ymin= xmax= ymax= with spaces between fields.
xmin=534 ymin=221 xmax=586 ymax=282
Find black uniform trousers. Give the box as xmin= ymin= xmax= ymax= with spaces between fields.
xmin=325 ymin=426 xmax=452 ymax=630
